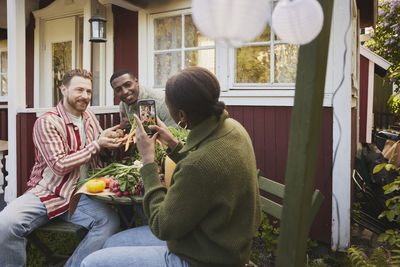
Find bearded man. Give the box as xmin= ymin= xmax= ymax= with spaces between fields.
xmin=0 ymin=69 xmax=121 ymax=267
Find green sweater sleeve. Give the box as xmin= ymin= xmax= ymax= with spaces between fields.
xmin=167 ymin=142 xmax=187 ymax=164
xmin=140 ymin=160 xmax=211 ymax=241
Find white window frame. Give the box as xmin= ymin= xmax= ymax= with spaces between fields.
xmin=148 ymin=10 xmax=219 ymax=89
xmin=140 ymin=2 xmax=333 ymax=107
xmin=228 ymin=0 xmax=296 ymax=90
xmin=228 ymin=39 xmax=298 ymax=90
xmin=0 ymin=48 xmax=7 ymax=102
xmin=147 ymin=8 xmax=297 ymax=92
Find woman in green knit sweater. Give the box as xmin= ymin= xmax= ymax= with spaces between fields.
xmin=81 ymin=67 xmax=261 ymax=267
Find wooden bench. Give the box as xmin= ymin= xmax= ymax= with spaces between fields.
xmin=26 ymin=217 xmax=88 ymax=265
xmin=247 ymin=170 xmax=325 ymax=267
xmin=257 ymin=170 xmax=325 ymax=224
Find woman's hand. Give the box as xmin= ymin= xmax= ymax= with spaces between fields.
xmin=134 ymin=114 xmax=158 ymax=165
xmin=149 ymin=116 xmax=179 ymax=150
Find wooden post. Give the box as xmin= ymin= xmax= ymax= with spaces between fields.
xmin=276 ymin=0 xmax=334 ymax=266
xmin=6 ymin=0 xmax=26 ymax=203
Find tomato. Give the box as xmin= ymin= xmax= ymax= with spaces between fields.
xmin=98 ymin=177 xmax=112 ymax=188
xmin=86 ymin=179 xmax=106 ymax=193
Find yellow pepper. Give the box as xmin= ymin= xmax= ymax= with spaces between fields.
xmin=86 ymin=179 xmax=106 ymax=193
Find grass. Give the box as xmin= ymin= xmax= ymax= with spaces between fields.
xmin=27 ymin=205 xmax=145 ymax=267
xmin=27 ymin=231 xmax=80 ymax=267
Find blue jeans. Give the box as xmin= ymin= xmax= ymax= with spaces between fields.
xmin=0 ymin=192 xmax=119 ymax=267
xmin=81 ymin=226 xmax=189 ymax=267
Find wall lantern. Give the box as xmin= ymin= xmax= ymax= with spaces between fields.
xmin=191 ymin=0 xmax=272 ymax=47
xmin=89 ymin=12 xmax=107 ymax=43
xmin=271 ymin=0 xmax=324 ymax=45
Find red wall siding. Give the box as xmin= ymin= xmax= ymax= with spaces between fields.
xmin=351 ymin=108 xmax=357 ymax=174
xmin=359 ymin=55 xmax=370 ymax=143
xmin=16 ymin=106 xmax=333 ymax=243
xmin=16 ymin=113 xmax=36 ymax=195
xmin=0 ymin=108 xmax=7 ymax=140
xmin=226 ymin=106 xmax=333 ymax=243
xmin=112 ymin=6 xmax=138 ymax=105
xmin=26 ymin=14 xmax=35 ymax=108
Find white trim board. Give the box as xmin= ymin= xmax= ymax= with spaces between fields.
xmin=99 ymin=0 xmax=142 ymax=11
xmin=366 ymin=61 xmax=374 ymax=143
xmin=6 ymin=0 xmax=26 ymax=203
xmin=330 ymin=0 xmax=353 ymax=252
xmin=17 ymin=105 xmax=120 ymax=118
xmin=221 ymin=91 xmax=333 ymax=107
xmin=360 ymin=46 xmax=391 ymax=70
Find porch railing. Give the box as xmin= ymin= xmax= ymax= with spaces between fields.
xmin=0 ymin=105 xmax=8 ymax=195
xmin=12 ymin=106 xmax=120 ymax=197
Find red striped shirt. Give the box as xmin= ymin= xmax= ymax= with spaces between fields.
xmin=27 ymin=102 xmax=103 ymax=219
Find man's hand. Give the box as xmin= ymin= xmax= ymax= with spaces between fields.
xmin=98 ymin=125 xmax=123 ymax=149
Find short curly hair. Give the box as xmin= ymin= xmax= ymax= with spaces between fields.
xmin=62 ymin=69 xmax=92 ymax=87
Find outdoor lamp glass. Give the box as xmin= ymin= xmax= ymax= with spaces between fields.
xmin=191 ymin=0 xmax=272 ymax=47
xmin=271 ymin=0 xmax=324 ymax=45
xmin=89 ymin=13 xmax=107 ymax=43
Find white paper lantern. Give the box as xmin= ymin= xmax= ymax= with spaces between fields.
xmin=271 ymin=0 xmax=324 ymax=45
xmin=192 ymin=0 xmax=272 ymax=47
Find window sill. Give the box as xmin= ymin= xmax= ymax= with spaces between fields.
xmin=220 ymin=90 xmax=333 ymax=107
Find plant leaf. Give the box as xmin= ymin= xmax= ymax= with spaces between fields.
xmin=373 ymin=163 xmax=386 ymax=174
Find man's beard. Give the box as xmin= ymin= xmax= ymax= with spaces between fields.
xmin=66 ymin=96 xmax=89 ymax=112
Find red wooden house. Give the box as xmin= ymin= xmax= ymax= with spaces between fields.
xmin=0 ymin=0 xmax=384 ymax=251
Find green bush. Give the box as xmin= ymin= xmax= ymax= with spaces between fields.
xmin=365 ymin=0 xmax=400 ymax=88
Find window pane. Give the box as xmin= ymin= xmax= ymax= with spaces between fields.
xmin=52 ymin=41 xmax=72 ymax=105
xmin=1 ymin=74 xmax=7 ymax=96
xmin=1 ymin=51 xmax=7 ymax=73
xmin=154 ymin=16 xmax=182 ymax=50
xmin=253 ymin=26 xmax=271 ymax=42
xmin=274 ymin=44 xmax=298 ymax=83
xmin=235 ymin=46 xmax=270 ymax=83
xmin=185 ymin=49 xmax=215 ymax=74
xmin=154 ymin=52 xmax=181 ymax=87
xmin=184 ymin=15 xmax=214 ymax=47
